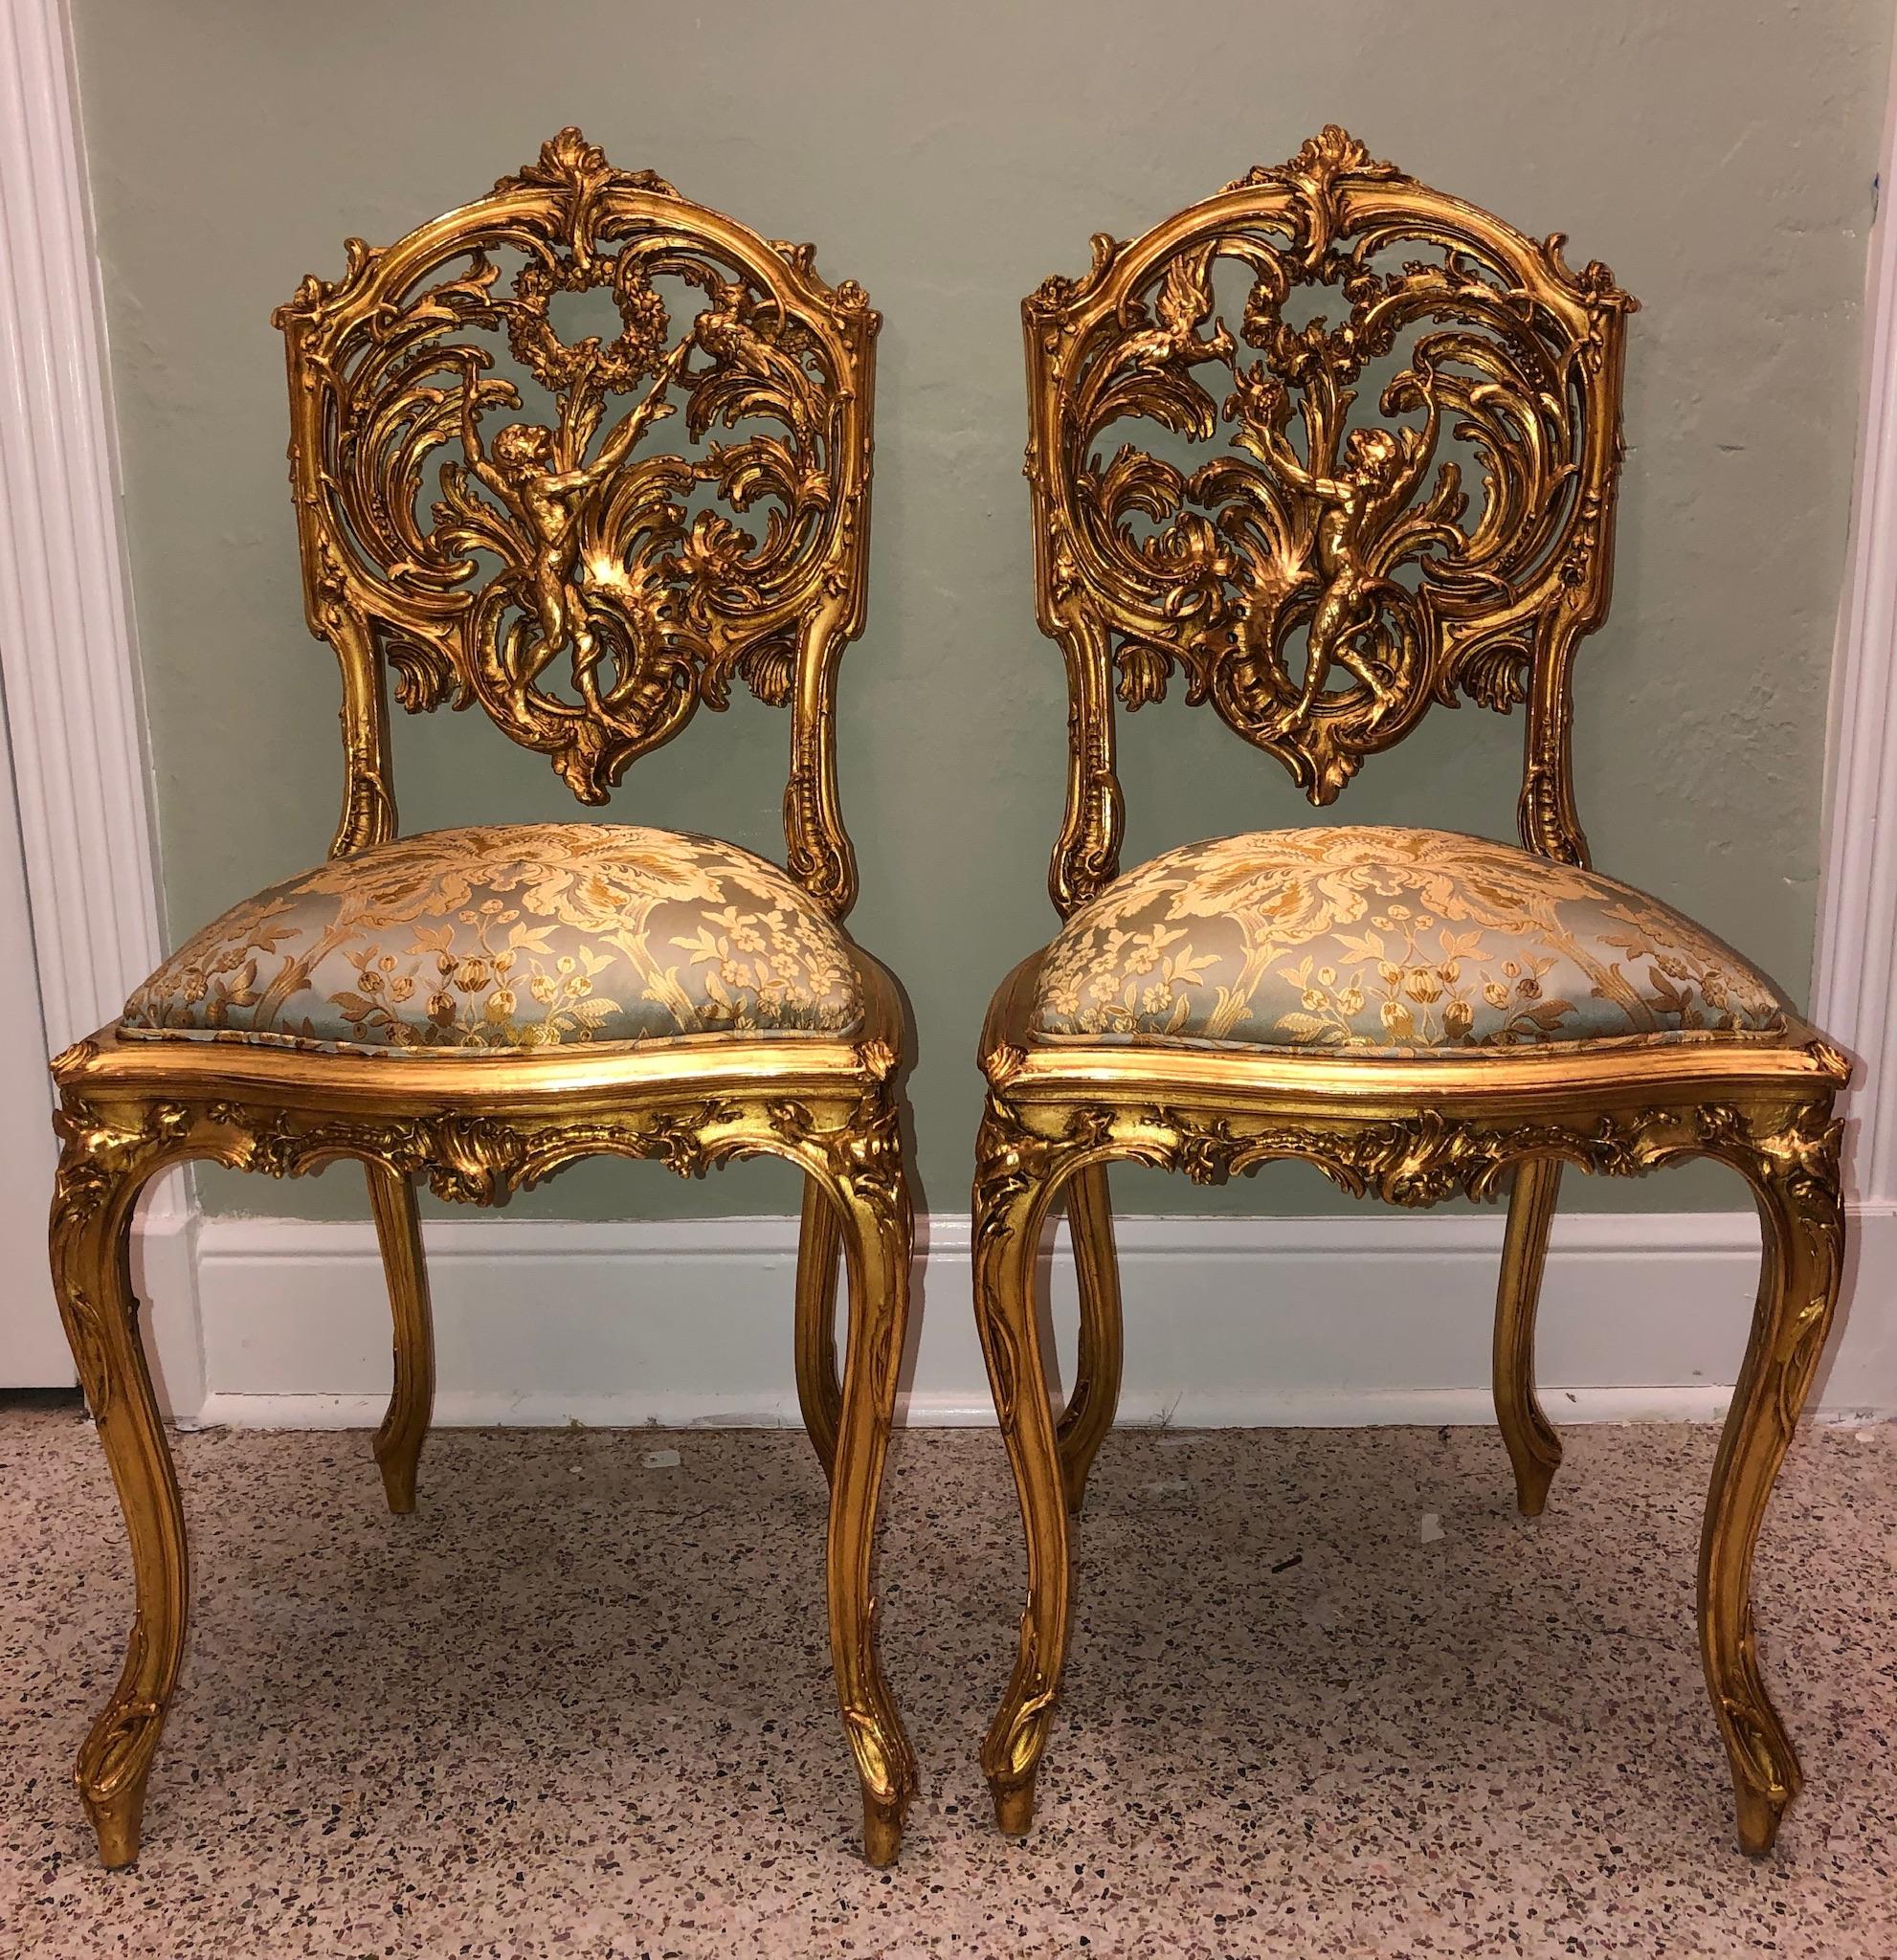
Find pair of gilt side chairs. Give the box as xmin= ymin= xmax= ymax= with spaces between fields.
xmin=49 ymin=126 xmax=1848 ymax=1874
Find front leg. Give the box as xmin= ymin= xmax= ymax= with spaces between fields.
xmin=1703 ymin=1099 xmax=1845 ymax=1854
xmin=818 ymin=1112 xmax=918 ymax=1864
xmin=49 ymin=1122 xmax=188 ymax=1867
xmin=973 ymin=1098 xmax=1079 ymax=1834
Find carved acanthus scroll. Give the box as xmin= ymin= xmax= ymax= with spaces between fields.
xmin=1025 ymin=126 xmax=1637 ymax=908
xmin=277 ymin=129 xmax=878 ymax=913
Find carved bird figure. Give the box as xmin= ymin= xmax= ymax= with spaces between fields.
xmin=691 ymin=278 xmax=813 ymax=437
xmin=1120 ymin=247 xmax=1235 ymax=371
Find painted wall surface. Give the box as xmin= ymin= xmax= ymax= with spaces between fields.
xmin=72 ymin=0 xmax=1887 ymax=1222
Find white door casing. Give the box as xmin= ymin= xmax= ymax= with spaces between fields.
xmin=0 ymin=676 xmax=67 ymax=1385
xmin=1809 ymin=49 xmax=1897 ymax=1411
xmin=0 ymin=0 xmax=197 ymax=1410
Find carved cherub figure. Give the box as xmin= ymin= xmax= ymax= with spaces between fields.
xmin=1253 ymin=414 xmax=1434 ymax=714
xmin=459 ymin=356 xmax=683 ymax=689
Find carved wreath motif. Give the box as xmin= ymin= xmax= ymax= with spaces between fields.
xmin=1028 ymin=124 xmax=1635 ymax=858
xmin=277 ymin=128 xmax=874 ymax=808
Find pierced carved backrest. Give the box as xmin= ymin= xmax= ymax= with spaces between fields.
xmin=275 ymin=128 xmax=879 ymax=916
xmin=1024 ymin=126 xmax=1637 ymax=915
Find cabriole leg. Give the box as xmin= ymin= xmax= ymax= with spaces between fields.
xmin=1703 ymin=1106 xmax=1844 ymax=1855
xmin=1494 ymin=1157 xmax=1563 ymax=1515
xmin=822 ymin=1130 xmax=918 ymax=1864
xmin=367 ymin=1163 xmax=434 ymax=1514
xmin=1058 ymin=1163 xmax=1123 ymax=1517
xmin=49 ymin=1133 xmax=186 ymax=1868
xmin=794 ymin=1171 xmax=844 ymax=1482
xmin=973 ymin=1101 xmax=1075 ymax=1836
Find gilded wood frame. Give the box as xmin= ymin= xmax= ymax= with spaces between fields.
xmin=1024 ymin=127 xmax=1633 ymax=913
xmin=48 ymin=130 xmax=916 ymax=1869
xmin=976 ymin=128 xmax=1851 ymax=1856
xmin=276 ymin=126 xmax=879 ymax=911
xmin=50 ymin=964 xmax=918 ymax=1867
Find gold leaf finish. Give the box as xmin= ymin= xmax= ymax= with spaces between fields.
xmin=50 ymin=133 xmax=913 ymax=1871
xmin=277 ymin=126 xmax=878 ymax=915
xmin=51 ymin=1007 xmax=919 ymax=1867
xmin=1024 ymin=124 xmax=1633 ymax=912
xmin=979 ymin=131 xmax=1848 ymax=1862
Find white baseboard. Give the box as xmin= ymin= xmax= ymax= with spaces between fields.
xmin=176 ymin=1204 xmax=1897 ymax=1431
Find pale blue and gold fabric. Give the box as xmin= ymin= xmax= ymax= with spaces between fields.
xmin=1031 ymin=827 xmax=1789 ymax=1056
xmin=121 ymin=824 xmax=863 ymax=1056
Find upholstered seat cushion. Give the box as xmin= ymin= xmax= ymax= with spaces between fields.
xmin=121 ymin=824 xmax=863 ymax=1056
xmin=1030 ymin=827 xmax=1791 ymax=1056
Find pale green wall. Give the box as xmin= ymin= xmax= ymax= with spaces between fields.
xmin=72 ymin=0 xmax=1889 ymax=1221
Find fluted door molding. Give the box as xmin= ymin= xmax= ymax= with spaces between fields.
xmin=0 ymin=0 xmax=198 ymax=1413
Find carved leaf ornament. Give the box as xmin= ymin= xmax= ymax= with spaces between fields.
xmin=277 ymin=128 xmax=877 ymax=885
xmin=1026 ymin=126 xmax=1636 ymax=900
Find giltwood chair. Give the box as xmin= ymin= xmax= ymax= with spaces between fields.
xmin=48 ymin=129 xmax=917 ymax=1867
xmin=972 ymin=127 xmax=1849 ymax=1856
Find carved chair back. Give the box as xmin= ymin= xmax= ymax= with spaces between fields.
xmin=275 ymin=128 xmax=880 ymax=917
xmin=1023 ymin=126 xmax=1638 ymax=915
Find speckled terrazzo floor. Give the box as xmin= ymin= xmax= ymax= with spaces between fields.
xmin=3 ymin=1408 xmax=1894 ymax=1958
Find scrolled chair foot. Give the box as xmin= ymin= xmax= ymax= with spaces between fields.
xmin=1512 ymin=1451 xmax=1558 ymax=1521
xmin=81 ymin=1780 xmax=147 ymax=1871
xmin=862 ymin=1791 xmax=905 ymax=1866
xmin=373 ymin=1451 xmax=418 ymax=1517
xmin=1733 ymin=1775 xmax=1792 ymax=1859
xmin=991 ymin=1778 xmax=1037 ymax=1837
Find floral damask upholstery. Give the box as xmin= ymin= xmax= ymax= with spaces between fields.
xmin=121 ymin=824 xmax=863 ymax=1056
xmin=1031 ymin=827 xmax=1791 ymax=1057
